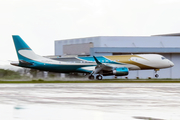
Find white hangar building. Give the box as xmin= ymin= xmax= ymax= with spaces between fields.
xmin=55 ymin=33 xmax=180 ymax=79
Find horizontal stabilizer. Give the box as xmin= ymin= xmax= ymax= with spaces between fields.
xmin=19 ymin=60 xmax=33 ymax=65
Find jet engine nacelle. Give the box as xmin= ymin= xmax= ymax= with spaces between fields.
xmin=112 ymin=67 xmax=129 ymax=76
xmin=103 ymin=67 xmax=129 ymax=76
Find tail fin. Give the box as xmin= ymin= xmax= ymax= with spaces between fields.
xmin=12 ymin=35 xmax=32 ymax=61
xmin=12 ymin=35 xmax=31 ymax=51
xmin=12 ymin=35 xmax=42 ymax=64
xmin=11 ymin=35 xmax=54 ymax=67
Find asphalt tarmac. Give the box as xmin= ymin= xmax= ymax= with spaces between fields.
xmin=0 ymin=83 xmax=180 ymax=120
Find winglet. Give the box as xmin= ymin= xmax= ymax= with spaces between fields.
xmin=93 ymin=56 xmax=102 ymax=65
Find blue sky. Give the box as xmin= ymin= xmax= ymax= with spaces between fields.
xmin=1 ymin=0 xmax=180 ymax=62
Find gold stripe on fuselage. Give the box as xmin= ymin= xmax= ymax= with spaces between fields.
xmin=105 ymin=55 xmax=157 ymax=69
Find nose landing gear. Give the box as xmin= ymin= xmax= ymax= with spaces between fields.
xmin=155 ymin=74 xmax=159 ymax=78
xmin=154 ymin=69 xmax=159 ymax=78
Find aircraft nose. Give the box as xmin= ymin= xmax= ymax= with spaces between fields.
xmin=169 ymin=61 xmax=174 ymax=67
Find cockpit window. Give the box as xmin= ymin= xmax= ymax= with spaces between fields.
xmin=161 ymin=57 xmax=166 ymax=60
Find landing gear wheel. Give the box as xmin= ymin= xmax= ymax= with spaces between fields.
xmin=88 ymin=75 xmax=94 ymax=80
xmin=96 ymin=75 xmax=103 ymax=80
xmin=155 ymin=74 xmax=159 ymax=78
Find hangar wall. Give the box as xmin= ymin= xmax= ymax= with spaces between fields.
xmin=55 ymin=37 xmax=101 ymax=56
xmin=55 ymin=36 xmax=180 ymax=79
xmin=63 ymin=42 xmax=93 ymax=56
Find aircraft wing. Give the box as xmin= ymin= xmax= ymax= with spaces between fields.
xmin=79 ymin=56 xmax=128 ymax=79
xmin=84 ymin=56 xmax=129 ymax=80
xmin=92 ymin=56 xmax=114 ymax=74
xmin=79 ymin=63 xmax=113 ymax=73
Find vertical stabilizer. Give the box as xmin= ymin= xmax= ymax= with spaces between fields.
xmin=12 ymin=35 xmax=36 ymax=61
xmin=12 ymin=35 xmax=31 ymax=51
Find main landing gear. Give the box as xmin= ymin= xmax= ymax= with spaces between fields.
xmin=96 ymin=75 xmax=103 ymax=80
xmin=154 ymin=69 xmax=159 ymax=78
xmin=88 ymin=75 xmax=94 ymax=80
xmin=88 ymin=74 xmax=103 ymax=80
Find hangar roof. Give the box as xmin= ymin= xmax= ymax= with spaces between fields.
xmin=154 ymin=33 xmax=180 ymax=36
xmin=90 ymin=47 xmax=180 ymax=55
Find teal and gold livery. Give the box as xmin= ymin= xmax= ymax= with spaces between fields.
xmin=11 ymin=35 xmax=174 ymax=80
xmin=78 ymin=56 xmax=124 ymax=64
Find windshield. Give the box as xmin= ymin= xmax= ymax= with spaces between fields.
xmin=161 ymin=57 xmax=166 ymax=60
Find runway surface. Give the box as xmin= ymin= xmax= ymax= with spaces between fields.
xmin=0 ymin=83 xmax=180 ymax=120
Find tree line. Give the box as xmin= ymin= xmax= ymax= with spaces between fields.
xmin=0 ymin=69 xmax=21 ymax=79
